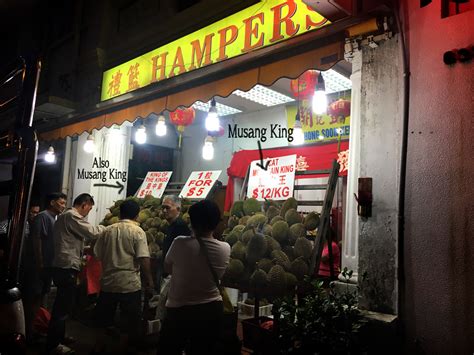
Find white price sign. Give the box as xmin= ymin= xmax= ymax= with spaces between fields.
xmin=179 ymin=170 xmax=222 ymax=199
xmin=247 ymin=154 xmax=297 ymax=201
xmin=136 ymin=171 xmax=173 ymax=198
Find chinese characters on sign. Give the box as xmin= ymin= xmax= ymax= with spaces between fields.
xmin=179 ymin=171 xmax=222 ymax=199
xmin=136 ymin=171 xmax=173 ymax=198
xmin=247 ymin=154 xmax=297 ymax=201
xmin=101 ymin=0 xmax=329 ymax=101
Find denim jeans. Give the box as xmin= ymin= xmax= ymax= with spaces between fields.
xmin=46 ymin=268 xmax=78 ymax=351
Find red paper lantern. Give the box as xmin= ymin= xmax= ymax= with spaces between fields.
xmin=290 ymin=70 xmax=318 ymax=98
xmin=169 ymin=107 xmax=195 ymax=128
xmin=328 ymin=99 xmax=351 ymax=121
xmin=169 ymin=107 xmax=196 ymax=147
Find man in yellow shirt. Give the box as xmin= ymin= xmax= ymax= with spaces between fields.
xmin=92 ymin=199 xmax=154 ymax=353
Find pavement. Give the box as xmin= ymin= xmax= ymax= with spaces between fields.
xmin=26 ymin=287 xmax=252 ymax=354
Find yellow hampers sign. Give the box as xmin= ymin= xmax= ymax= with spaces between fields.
xmin=101 ymin=0 xmax=329 ymax=101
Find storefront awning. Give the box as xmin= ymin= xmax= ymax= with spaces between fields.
xmin=40 ymin=41 xmax=344 ymax=141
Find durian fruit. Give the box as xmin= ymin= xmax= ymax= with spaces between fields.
xmin=263 ymin=199 xmax=280 ymax=212
xmin=182 ymin=213 xmax=190 ymax=225
xmin=265 ymin=206 xmax=280 ymax=221
xmin=151 ymin=217 xmax=162 ymax=228
xmin=148 ymin=242 xmax=161 ymax=257
xmin=270 ymin=215 xmax=284 ymax=225
xmin=227 ymin=216 xmax=239 ymax=230
xmin=261 ymin=224 xmax=272 ymax=236
xmin=246 ymin=213 xmax=267 ymax=228
xmin=285 ymin=208 xmax=302 ymax=226
xmin=304 ymin=212 xmax=320 ymax=231
xmin=240 ymin=229 xmax=255 ymax=245
xmin=143 ymin=197 xmax=161 ymax=209
xmin=289 ymin=223 xmax=306 ymax=245
xmin=137 ymin=209 xmax=152 ymax=224
xmin=160 ymin=219 xmax=169 ymax=233
xmin=243 ymin=198 xmax=261 ymax=216
xmin=110 ymin=206 xmax=120 ymax=217
xmin=146 ymin=230 xmax=155 ymax=244
xmin=271 ymin=250 xmax=291 ymax=271
xmin=282 ymin=245 xmax=296 ymax=262
xmin=225 ymin=231 xmax=240 ymax=246
xmin=280 ymin=197 xmax=298 ymax=217
xmin=257 ymin=258 xmax=273 ymax=273
xmin=230 ymin=201 xmax=245 ymax=218
xmin=109 ymin=216 xmax=119 ymax=225
xmin=249 ymin=268 xmax=268 ymax=290
xmin=232 ymin=224 xmax=246 ymax=234
xmin=155 ymin=232 xmax=165 ymax=247
xmin=140 ymin=219 xmax=151 ymax=231
xmin=285 ymin=272 xmax=298 ymax=291
xmin=113 ymin=199 xmax=124 ymax=208
xmin=239 ymin=216 xmax=250 ymax=225
xmin=272 ymin=221 xmax=289 ymax=244
xmin=231 ymin=241 xmax=246 ymax=262
xmin=224 ymin=259 xmax=245 ymax=280
xmin=265 ymin=235 xmax=281 ymax=255
xmin=290 ymin=257 xmax=309 ymax=281
xmin=294 ymin=237 xmax=313 ymax=260
xmin=246 ymin=233 xmax=268 ymax=266
xmin=125 ymin=196 xmax=140 ymax=204
xmin=267 ymin=264 xmax=287 ymax=295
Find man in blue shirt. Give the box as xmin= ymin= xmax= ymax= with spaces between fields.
xmin=23 ymin=193 xmax=66 ymax=343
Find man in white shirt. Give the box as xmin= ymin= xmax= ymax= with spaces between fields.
xmin=46 ymin=193 xmax=105 ymax=354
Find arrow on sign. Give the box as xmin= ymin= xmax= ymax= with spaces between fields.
xmin=256 ymin=140 xmax=270 ymax=171
xmin=93 ymin=181 xmax=124 ymax=194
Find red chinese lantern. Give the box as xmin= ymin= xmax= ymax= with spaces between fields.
xmin=169 ymin=107 xmax=196 ymax=147
xmin=328 ymin=99 xmax=351 ymax=122
xmin=290 ymin=70 xmax=318 ymax=98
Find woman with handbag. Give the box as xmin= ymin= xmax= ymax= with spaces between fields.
xmin=156 ymin=200 xmax=231 ymax=355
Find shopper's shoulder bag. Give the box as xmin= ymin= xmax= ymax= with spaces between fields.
xmin=195 ymin=236 xmax=233 ymax=313
xmin=195 ymin=236 xmax=242 ymax=355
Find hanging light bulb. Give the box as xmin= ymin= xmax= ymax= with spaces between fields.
xmin=135 ymin=123 xmax=147 ymax=144
xmin=205 ymin=99 xmax=220 ymax=132
xmin=155 ymin=114 xmax=167 ymax=136
xmin=292 ymin=112 xmax=305 ymax=145
xmin=44 ymin=145 xmax=56 ymax=163
xmin=83 ymin=134 xmax=95 ymax=153
xmin=312 ymin=72 xmax=328 ymax=115
xmin=202 ymin=136 xmax=214 ymax=160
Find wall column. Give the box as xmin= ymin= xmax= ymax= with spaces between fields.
xmin=339 ymin=50 xmax=362 ymax=284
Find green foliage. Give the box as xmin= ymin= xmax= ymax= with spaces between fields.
xmin=277 ymin=268 xmax=366 ymax=355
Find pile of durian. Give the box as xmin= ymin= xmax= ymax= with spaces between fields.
xmin=222 ymin=197 xmax=320 ymax=298
xmin=101 ymin=195 xmax=192 ymax=259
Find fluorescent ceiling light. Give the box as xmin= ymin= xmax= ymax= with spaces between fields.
xmin=192 ymin=100 xmax=241 ymax=116
xmin=321 ymin=69 xmax=352 ymax=94
xmin=233 ymin=84 xmax=294 ymax=107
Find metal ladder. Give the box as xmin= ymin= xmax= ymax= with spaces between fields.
xmin=305 ymin=159 xmax=340 ymax=278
